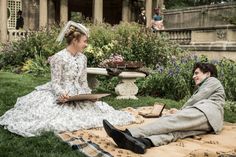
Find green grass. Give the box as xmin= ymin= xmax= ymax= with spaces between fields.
xmin=0 ymin=71 xmax=235 ymax=157
xmin=0 ymin=72 xmax=85 ymax=157
xmin=0 ymin=72 xmax=48 ymax=115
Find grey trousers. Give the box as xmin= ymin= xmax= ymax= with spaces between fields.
xmin=128 ymin=107 xmax=212 ymax=146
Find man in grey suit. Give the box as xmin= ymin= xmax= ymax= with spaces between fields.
xmin=103 ymin=62 xmax=225 ymax=154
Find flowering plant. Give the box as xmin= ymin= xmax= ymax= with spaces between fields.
xmin=99 ymin=53 xmax=144 ymax=69
xmin=99 ymin=53 xmax=124 ymax=68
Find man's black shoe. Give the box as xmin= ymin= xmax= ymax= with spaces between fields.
xmin=103 ymin=119 xmax=117 ymax=137
xmin=103 ymin=120 xmax=147 ymax=154
xmin=102 ymin=119 xmax=131 ymax=136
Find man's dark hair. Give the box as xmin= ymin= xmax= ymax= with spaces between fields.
xmin=16 ymin=10 xmax=24 ymax=29
xmin=140 ymin=7 xmax=145 ymax=12
xmin=17 ymin=10 xmax=22 ymax=15
xmin=193 ymin=62 xmax=218 ymax=78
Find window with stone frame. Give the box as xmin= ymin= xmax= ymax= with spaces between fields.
xmin=7 ymin=0 xmax=22 ymax=29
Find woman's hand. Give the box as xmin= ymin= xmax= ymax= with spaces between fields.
xmin=90 ymin=98 xmax=98 ymax=102
xmin=169 ymin=108 xmax=178 ymax=114
xmin=57 ymin=92 xmax=69 ymax=103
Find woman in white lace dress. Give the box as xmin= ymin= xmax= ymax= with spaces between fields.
xmin=0 ymin=22 xmax=135 ymax=137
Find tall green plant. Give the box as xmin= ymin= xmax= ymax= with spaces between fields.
xmin=217 ymin=58 xmax=236 ymax=101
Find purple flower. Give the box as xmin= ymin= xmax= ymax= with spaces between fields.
xmin=155 ymin=64 xmax=164 ymax=73
xmin=168 ymin=69 xmax=174 ymax=77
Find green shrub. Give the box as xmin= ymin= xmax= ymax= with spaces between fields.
xmin=137 ymin=53 xmax=196 ymax=100
xmin=1 ymin=22 xmax=235 ymax=102
xmin=95 ymin=76 xmax=119 ymax=94
xmin=21 ymin=55 xmax=50 ymax=76
xmin=137 ymin=54 xmax=236 ymax=101
xmin=1 ymin=22 xmax=187 ymax=74
xmin=217 ymin=58 xmax=236 ymax=101
xmin=86 ymin=22 xmax=186 ymax=68
xmin=224 ymin=101 xmax=236 ymax=113
xmin=0 ymin=25 xmax=64 ymax=74
xmin=88 ymin=23 xmax=115 ymax=48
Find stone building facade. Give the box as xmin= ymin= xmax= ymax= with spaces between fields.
xmin=163 ymin=2 xmax=236 ymax=29
xmin=0 ymin=0 xmax=164 ymax=43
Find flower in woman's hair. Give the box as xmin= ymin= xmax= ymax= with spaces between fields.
xmin=65 ymin=26 xmax=79 ymax=37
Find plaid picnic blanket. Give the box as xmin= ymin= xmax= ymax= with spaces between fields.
xmin=60 ymin=134 xmax=112 ymax=157
xmin=57 ymin=130 xmax=141 ymax=157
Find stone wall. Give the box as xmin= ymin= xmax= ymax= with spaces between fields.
xmin=163 ymin=2 xmax=236 ymax=29
xmin=157 ymin=25 xmax=236 ymax=61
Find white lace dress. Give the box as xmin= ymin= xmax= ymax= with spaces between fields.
xmin=0 ymin=49 xmax=135 ymax=137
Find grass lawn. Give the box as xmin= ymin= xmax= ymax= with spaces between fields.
xmin=0 ymin=72 xmax=235 ymax=157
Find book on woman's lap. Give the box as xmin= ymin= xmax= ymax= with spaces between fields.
xmin=67 ymin=93 xmax=110 ymax=102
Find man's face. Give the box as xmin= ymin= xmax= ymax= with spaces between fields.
xmin=192 ymin=68 xmax=210 ymax=85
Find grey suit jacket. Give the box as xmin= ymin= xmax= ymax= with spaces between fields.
xmin=182 ymin=77 xmax=225 ymax=133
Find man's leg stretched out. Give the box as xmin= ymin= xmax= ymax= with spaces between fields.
xmin=103 ymin=108 xmax=212 ymax=154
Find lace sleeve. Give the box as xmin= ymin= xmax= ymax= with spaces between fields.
xmin=79 ymin=55 xmax=92 ymax=94
xmin=49 ymin=55 xmax=65 ymax=96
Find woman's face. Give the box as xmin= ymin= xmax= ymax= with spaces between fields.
xmin=192 ymin=68 xmax=210 ymax=85
xmin=74 ymin=35 xmax=88 ymax=53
